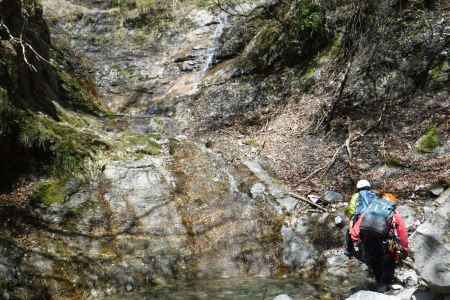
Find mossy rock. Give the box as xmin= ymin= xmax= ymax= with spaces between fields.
xmin=32 ymin=178 xmax=70 ymax=206
xmin=430 ymin=60 xmax=449 ymax=90
xmin=299 ymin=64 xmax=319 ymax=89
xmin=58 ymin=70 xmax=104 ymax=114
xmin=10 ymin=111 xmax=109 ymax=177
xmin=416 ymin=127 xmax=441 ymax=153
xmin=384 ymin=153 xmax=404 ymax=167
xmin=308 ymin=214 xmax=343 ymax=251
xmin=119 ymin=133 xmax=162 ymax=156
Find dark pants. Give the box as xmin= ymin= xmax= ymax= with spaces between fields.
xmin=345 ymin=229 xmax=355 ymax=255
xmin=360 ymin=230 xmax=396 ymax=284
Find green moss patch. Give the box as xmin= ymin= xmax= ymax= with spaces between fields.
xmin=118 ymin=133 xmax=162 ymax=156
xmin=430 ymin=60 xmax=449 ymax=90
xmin=243 ymin=138 xmax=258 ymax=146
xmin=242 ymin=0 xmax=330 ymax=71
xmin=416 ymin=127 xmax=441 ymax=153
xmin=58 ymin=70 xmax=104 ymax=114
xmin=18 ymin=113 xmax=108 ymax=174
xmin=32 ymin=178 xmax=69 ymax=206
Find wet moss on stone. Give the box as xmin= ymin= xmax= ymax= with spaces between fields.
xmin=58 ymin=70 xmax=104 ymax=114
xmin=17 ymin=113 xmax=108 ymax=175
xmin=299 ymin=34 xmax=342 ymax=90
xmin=430 ymin=60 xmax=449 ymax=90
xmin=416 ymin=126 xmax=441 ymax=153
xmin=242 ymin=0 xmax=331 ymax=72
xmin=118 ymin=133 xmax=162 ymax=156
xmin=384 ymin=154 xmax=403 ymax=167
xmin=32 ymin=178 xmax=69 ymax=206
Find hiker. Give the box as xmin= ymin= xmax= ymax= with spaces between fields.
xmin=350 ymin=193 xmax=409 ymax=291
xmin=344 ymin=179 xmax=377 ymax=257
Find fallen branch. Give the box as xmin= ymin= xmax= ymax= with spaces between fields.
xmin=298 ymin=165 xmax=326 ymax=183
xmin=288 ymin=192 xmax=328 ymax=212
xmin=300 ymin=103 xmax=387 ymax=182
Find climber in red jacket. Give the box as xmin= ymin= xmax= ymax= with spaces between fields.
xmin=350 ymin=193 xmax=409 ymax=291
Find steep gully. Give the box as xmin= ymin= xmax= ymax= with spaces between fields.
xmin=28 ymin=2 xmax=439 ymax=299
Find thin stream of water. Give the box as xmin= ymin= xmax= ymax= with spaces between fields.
xmin=201 ymin=13 xmax=228 ymax=75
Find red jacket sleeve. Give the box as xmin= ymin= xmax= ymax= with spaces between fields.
xmin=393 ymin=213 xmax=409 ymax=254
xmin=350 ymin=216 xmax=362 ymax=243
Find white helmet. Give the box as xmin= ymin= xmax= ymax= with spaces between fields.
xmin=356 ymin=179 xmax=371 ymax=190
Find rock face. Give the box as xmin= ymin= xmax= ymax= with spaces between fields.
xmin=2 ymin=0 xmax=449 ymax=299
xmin=412 ymin=189 xmax=450 ymax=293
xmin=43 ymin=0 xmax=226 ymax=114
xmin=19 ymin=138 xmax=306 ymax=295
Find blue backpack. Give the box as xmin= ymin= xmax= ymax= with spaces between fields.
xmin=360 ymin=197 xmax=396 ymax=237
xmin=355 ymin=190 xmax=378 ymax=218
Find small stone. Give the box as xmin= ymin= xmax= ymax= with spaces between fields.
xmin=307 ymin=194 xmax=320 ymax=203
xmin=105 ymin=287 xmax=115 ymax=295
xmin=390 ymin=284 xmax=402 ymax=290
xmin=180 ymin=62 xmax=195 ymax=72
xmin=430 ymin=186 xmax=444 ymax=196
xmin=334 ymin=216 xmax=343 ymax=226
xmin=273 ymin=295 xmax=293 ymax=300
xmin=323 ymin=191 xmax=344 ymax=203
xmin=250 ymin=183 xmax=266 ymax=199
xmin=126 ymin=283 xmax=133 ymax=292
xmin=90 ymin=290 xmax=100 ymax=297
xmin=415 ymin=184 xmax=426 ymax=191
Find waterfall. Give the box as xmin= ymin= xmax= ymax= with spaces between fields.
xmin=201 ymin=13 xmax=228 ymax=75
xmin=188 ymin=13 xmax=228 ymax=94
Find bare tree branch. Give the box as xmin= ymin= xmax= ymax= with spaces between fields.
xmin=0 ymin=20 xmax=52 ymax=72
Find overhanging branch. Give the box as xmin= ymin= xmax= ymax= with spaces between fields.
xmin=0 ymin=20 xmax=52 ymax=72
